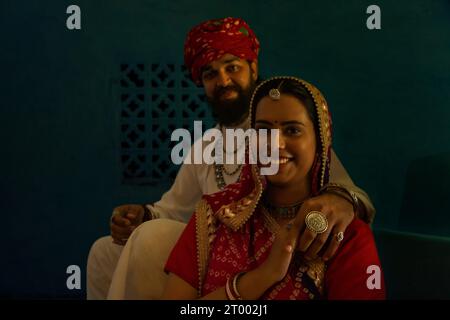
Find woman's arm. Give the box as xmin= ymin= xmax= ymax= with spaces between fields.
xmin=161 ymin=273 xmax=198 ymax=299
xmin=162 ymin=214 xmax=304 ymax=300
xmin=162 ymin=263 xmax=277 ymax=300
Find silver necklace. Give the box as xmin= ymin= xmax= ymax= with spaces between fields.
xmin=214 ymin=163 xmax=244 ymax=190
xmin=214 ymin=163 xmax=227 ymax=190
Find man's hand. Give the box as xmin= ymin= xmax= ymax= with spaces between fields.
xmin=110 ymin=204 xmax=145 ymax=246
xmin=296 ymin=193 xmax=355 ymax=261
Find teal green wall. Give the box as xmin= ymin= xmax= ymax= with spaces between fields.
xmin=1 ymin=0 xmax=449 ymax=298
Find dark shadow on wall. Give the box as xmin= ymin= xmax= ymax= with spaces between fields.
xmin=398 ymin=152 xmax=450 ymax=237
xmin=373 ymin=152 xmax=450 ymax=299
xmin=374 ymin=228 xmax=450 ymax=299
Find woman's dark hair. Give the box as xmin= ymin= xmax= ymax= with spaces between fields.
xmin=250 ymin=78 xmax=319 ymax=138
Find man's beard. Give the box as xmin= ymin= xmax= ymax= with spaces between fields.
xmin=207 ymin=78 xmax=256 ymax=127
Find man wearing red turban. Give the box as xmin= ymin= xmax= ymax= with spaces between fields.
xmin=184 ymin=17 xmax=260 ymax=84
xmin=184 ymin=17 xmax=261 ymax=127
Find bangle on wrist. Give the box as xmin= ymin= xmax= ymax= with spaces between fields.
xmin=141 ymin=204 xmax=153 ymax=222
xmin=225 ymin=272 xmax=246 ymax=300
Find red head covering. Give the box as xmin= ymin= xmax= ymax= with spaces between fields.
xmin=184 ymin=17 xmax=260 ymax=83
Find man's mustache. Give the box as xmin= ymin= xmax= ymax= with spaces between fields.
xmin=214 ymin=85 xmax=241 ymax=98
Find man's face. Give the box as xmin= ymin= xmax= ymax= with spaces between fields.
xmin=200 ymin=54 xmax=258 ymax=126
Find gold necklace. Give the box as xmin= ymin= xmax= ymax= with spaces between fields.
xmin=262 ymin=199 xmax=304 ymax=220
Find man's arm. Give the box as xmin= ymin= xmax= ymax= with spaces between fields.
xmin=147 ymin=160 xmax=203 ymax=223
xmin=329 ymin=149 xmax=375 ymax=224
xmin=147 ymin=137 xmax=213 ymax=223
xmin=109 ymin=161 xmax=203 ymax=245
xmin=296 ymin=148 xmax=376 ymax=260
xmin=110 ymin=138 xmax=214 ymax=245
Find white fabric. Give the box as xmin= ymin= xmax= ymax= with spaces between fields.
xmin=107 ymin=219 xmax=185 ymax=299
xmin=86 ymin=236 xmax=123 ymax=300
xmin=86 ymin=124 xmax=243 ymax=300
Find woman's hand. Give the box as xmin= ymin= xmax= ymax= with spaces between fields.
xmin=260 ymin=213 xmax=304 ymax=283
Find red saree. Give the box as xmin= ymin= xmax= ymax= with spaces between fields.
xmin=165 ymin=164 xmax=385 ymax=300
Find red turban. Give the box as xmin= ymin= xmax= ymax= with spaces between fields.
xmin=184 ymin=17 xmax=260 ymax=83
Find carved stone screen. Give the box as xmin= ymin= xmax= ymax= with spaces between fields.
xmin=119 ymin=63 xmax=214 ymax=184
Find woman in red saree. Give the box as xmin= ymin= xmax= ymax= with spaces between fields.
xmin=162 ymin=76 xmax=385 ymax=300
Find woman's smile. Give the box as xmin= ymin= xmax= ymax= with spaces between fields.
xmin=270 ymin=156 xmax=294 ymax=165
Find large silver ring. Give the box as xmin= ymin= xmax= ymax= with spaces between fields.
xmin=305 ymin=211 xmax=328 ymax=234
xmin=336 ymin=231 xmax=344 ymax=242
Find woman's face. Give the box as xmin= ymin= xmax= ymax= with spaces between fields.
xmin=254 ymin=94 xmax=317 ymax=188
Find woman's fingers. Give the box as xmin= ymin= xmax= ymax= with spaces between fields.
xmin=322 ymin=224 xmax=346 ymax=261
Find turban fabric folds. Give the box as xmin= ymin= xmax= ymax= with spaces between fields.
xmin=184 ymin=17 xmax=260 ymax=83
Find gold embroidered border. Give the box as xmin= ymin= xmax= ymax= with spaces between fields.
xmin=215 ymin=165 xmax=264 ymax=232
xmin=195 ymin=199 xmax=217 ymax=297
xmin=299 ymin=79 xmax=331 ymax=189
